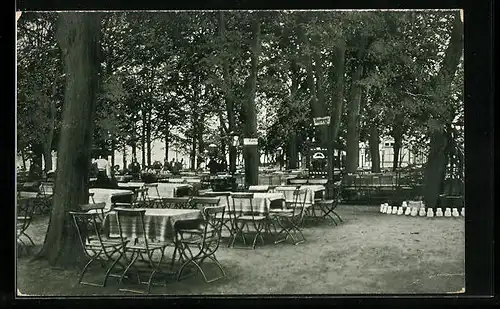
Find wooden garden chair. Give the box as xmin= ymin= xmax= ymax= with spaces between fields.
xmin=69 ymin=210 xmax=127 ymax=287
xmin=174 ymin=205 xmax=226 ymax=283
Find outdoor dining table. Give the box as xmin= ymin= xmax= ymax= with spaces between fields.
xmin=147 ymin=182 xmax=192 ymax=198
xmin=300 ymin=185 xmax=326 ymax=200
xmin=103 ymin=208 xmax=202 ymax=242
xmin=275 ymin=185 xmax=325 ymax=207
xmin=117 ymin=182 xmax=145 ymax=188
xmin=203 ymin=192 xmax=285 ymax=214
xmin=88 ymin=188 xmax=135 ymax=211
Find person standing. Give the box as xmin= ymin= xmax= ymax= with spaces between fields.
xmin=96 ymin=155 xmax=112 ymax=187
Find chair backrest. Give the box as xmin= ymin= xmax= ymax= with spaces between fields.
xmin=290 ymin=188 xmax=309 ymax=224
xmin=230 ymin=192 xmax=255 ymax=216
xmin=114 ymin=208 xmax=149 ymax=249
xmin=275 ymin=186 xmax=301 ymax=203
xmin=17 ymin=198 xmax=36 ymax=230
xmin=144 ymin=183 xmax=160 ymax=198
xmin=200 ymin=205 xmax=225 ymax=253
xmin=40 ymin=182 xmax=54 ymax=196
xmin=161 ymin=197 xmax=191 ymax=209
xmin=80 ymin=202 xmax=106 ymax=221
xmin=134 ymin=188 xmax=150 ymax=206
xmin=69 ymin=211 xmax=107 ymax=255
xmin=191 ymin=197 xmax=221 ymax=215
xmin=88 ymin=192 xmax=95 ymax=203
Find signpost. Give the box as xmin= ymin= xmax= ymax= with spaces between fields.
xmin=313 ymin=116 xmax=331 ymax=126
xmin=243 ymin=138 xmax=258 ymax=146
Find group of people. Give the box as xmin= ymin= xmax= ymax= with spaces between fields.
xmin=163 ymin=158 xmax=184 ymax=175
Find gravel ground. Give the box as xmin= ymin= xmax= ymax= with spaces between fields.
xmin=16 ymin=205 xmax=465 ymax=296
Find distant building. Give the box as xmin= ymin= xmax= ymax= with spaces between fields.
xmin=358 ymin=137 xmax=426 ymax=170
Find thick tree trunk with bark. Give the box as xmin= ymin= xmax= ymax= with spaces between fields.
xmin=219 ymin=12 xmax=237 ymax=175
xmin=141 ymin=109 xmax=146 ymax=167
xmin=242 ymin=18 xmax=261 ymax=186
xmin=36 ymin=12 xmax=101 ymax=267
xmin=327 ymin=41 xmax=346 ymax=180
xmin=346 ymin=61 xmax=364 ymax=173
xmin=423 ymin=12 xmax=463 ymax=208
xmin=423 ymin=129 xmax=448 ymax=208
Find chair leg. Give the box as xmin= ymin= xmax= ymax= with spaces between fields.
xmin=21 ymin=232 xmax=35 ymax=246
xmin=79 ymin=257 xmax=97 ymax=285
xmin=332 ymin=211 xmax=343 ymax=222
xmin=102 ymin=251 xmax=124 ymax=287
xmin=119 ymin=251 xmax=139 ymax=284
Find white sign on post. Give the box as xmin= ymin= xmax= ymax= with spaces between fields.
xmin=243 ymin=138 xmax=258 ymax=146
xmin=313 ymin=116 xmax=331 ymax=126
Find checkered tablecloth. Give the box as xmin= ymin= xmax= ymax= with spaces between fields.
xmin=89 ymin=188 xmax=134 ymax=211
xmin=207 ymin=192 xmax=285 ymax=214
xmin=275 ymin=186 xmax=323 ymax=207
xmin=148 ymin=183 xmax=192 ymax=198
xmin=103 ymin=208 xmax=202 ymax=242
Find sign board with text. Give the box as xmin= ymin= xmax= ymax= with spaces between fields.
xmin=243 ymin=138 xmax=258 ymax=146
xmin=313 ymin=116 xmax=331 ymax=126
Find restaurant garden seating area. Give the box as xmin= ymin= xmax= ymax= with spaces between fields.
xmin=17 ymin=172 xmax=347 ymax=294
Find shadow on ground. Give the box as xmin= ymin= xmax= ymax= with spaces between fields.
xmin=16 ymin=205 xmax=465 ymax=296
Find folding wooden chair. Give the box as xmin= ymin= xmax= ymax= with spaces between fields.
xmin=174 ymin=205 xmax=226 ymax=283
xmin=271 ymin=188 xmax=308 ymax=245
xmin=69 ymin=210 xmax=127 ymax=287
xmin=313 ymin=185 xmax=343 ymax=225
xmin=229 ymin=192 xmax=267 ymax=249
xmin=17 ymin=197 xmax=36 ymax=255
xmin=144 ymin=183 xmax=161 ymax=207
xmin=114 ymin=208 xmax=173 ymax=294
xmin=114 ymin=188 xmax=149 ymax=209
xmin=155 ymin=197 xmax=191 ymax=209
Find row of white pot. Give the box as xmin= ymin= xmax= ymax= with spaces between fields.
xmin=379 ymin=203 xmax=465 ymax=217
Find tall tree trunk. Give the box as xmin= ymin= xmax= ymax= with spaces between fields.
xmin=392 ymin=116 xmax=403 ymax=172
xmin=346 ymin=62 xmax=364 ymax=173
xmin=423 ymin=12 xmax=463 ymax=208
xmin=242 ymin=18 xmax=261 ymax=186
xmin=219 ymin=12 xmax=236 ymax=175
xmin=146 ymin=108 xmax=152 ymax=167
xmin=122 ymin=143 xmax=127 ymax=172
xmin=42 ymin=71 xmax=59 ymax=173
xmin=111 ymin=137 xmax=115 ymax=167
xmin=141 ymin=110 xmax=146 ymax=168
xmin=164 ymin=124 xmax=169 ymax=161
xmin=327 ymin=40 xmax=346 ymax=180
xmin=287 ymin=131 xmax=298 ymax=169
xmin=36 ymin=12 xmax=101 ymax=267
xmin=21 ymin=147 xmax=27 ymax=170
xmin=299 ymin=27 xmax=328 ymax=148
xmin=197 ymin=114 xmax=205 ymax=169
xmin=369 ymin=125 xmax=381 ymax=173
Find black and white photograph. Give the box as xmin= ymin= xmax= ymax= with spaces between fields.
xmin=15 ymin=9 xmax=466 ymax=296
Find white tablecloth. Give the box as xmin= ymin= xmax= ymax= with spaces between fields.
xmin=275 ymin=186 xmax=324 ymax=206
xmin=149 ymin=183 xmax=192 ymax=198
xmin=207 ymin=192 xmax=285 ymax=214
xmin=89 ymin=188 xmax=134 ymax=211
xmin=117 ymin=182 xmax=145 ymax=188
